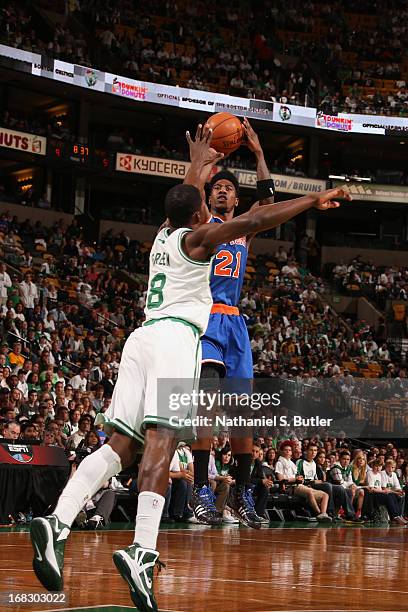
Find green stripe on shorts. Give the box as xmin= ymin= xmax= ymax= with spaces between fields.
xmin=104 ymin=416 xmax=145 ymax=443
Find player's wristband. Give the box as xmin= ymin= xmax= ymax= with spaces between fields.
xmin=256 ymin=179 xmax=275 ymax=200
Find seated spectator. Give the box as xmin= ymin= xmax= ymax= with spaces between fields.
xmin=56 ymin=406 xmax=71 ymax=436
xmin=91 ymin=384 xmax=105 ymax=413
xmin=274 ymin=246 xmax=288 ymax=265
xmin=68 ymin=408 xmax=81 ymax=435
xmin=75 ymin=429 xmax=101 ymax=462
xmin=275 ymin=442 xmax=331 ymax=521
xmin=46 ymin=420 xmax=67 ymax=448
xmin=20 ymin=420 xmax=40 ymax=443
xmin=168 ymin=442 xmax=194 ymax=522
xmin=329 ymin=450 xmax=365 ymax=519
xmin=8 ymin=341 xmax=25 ymax=368
xmin=42 ymin=429 xmax=57 ymax=446
xmin=209 ymin=446 xmax=237 ymax=523
xmin=352 ymin=452 xmax=368 ymax=487
xmin=76 ymin=482 xmax=117 ymax=530
xmin=0 ymin=420 xmax=20 ymax=440
xmin=263 ymin=447 xmax=277 ymax=472
xmin=296 ymin=443 xmax=337 ymax=516
xmin=66 ymin=414 xmax=93 ymax=450
xmin=250 ymin=443 xmax=273 ymax=522
xmin=367 ymin=460 xmax=406 ymax=525
xmin=381 ymin=459 xmax=405 ymax=512
xmin=69 ymin=367 xmax=89 ymax=392
xmin=281 ymin=259 xmax=300 ymax=278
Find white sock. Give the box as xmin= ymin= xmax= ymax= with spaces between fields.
xmin=54 ymin=444 xmax=122 ymax=527
xmin=134 ymin=491 xmax=165 ymax=550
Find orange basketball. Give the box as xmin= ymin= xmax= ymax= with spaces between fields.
xmin=206 ymin=112 xmax=243 ymax=155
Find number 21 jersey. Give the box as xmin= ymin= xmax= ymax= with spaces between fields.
xmin=209 ymin=216 xmax=248 ymax=307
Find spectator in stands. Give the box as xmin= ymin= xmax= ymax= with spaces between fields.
xmin=66 ymin=414 xmax=93 ymax=450
xmin=352 ymin=452 xmax=368 ymax=487
xmin=0 ymin=420 xmax=20 ymax=440
xmin=76 ymin=429 xmax=101 ymax=455
xmin=329 ymin=450 xmax=365 ymax=519
xmin=100 ymin=369 xmax=115 ymax=398
xmin=19 ymin=273 xmax=38 ymax=319
xmin=69 ymin=368 xmax=89 ymax=392
xmin=250 ymin=443 xmax=273 ymax=522
xmin=68 ymin=408 xmax=81 ymax=435
xmin=169 ymin=442 xmax=194 ymax=522
xmin=76 ymin=482 xmax=117 ymax=530
xmin=381 ymin=459 xmax=405 ymax=504
xmin=0 ymin=263 xmax=11 ymax=307
xmin=20 ymin=421 xmax=40 ymax=443
xmin=209 ymin=446 xmax=237 ymax=523
xmin=8 ymin=341 xmax=25 ymax=368
xmin=274 ymin=246 xmax=288 ymax=265
xmin=281 ymin=259 xmax=300 ymax=278
xmin=275 ymin=442 xmax=332 ymax=521
xmin=367 ymin=459 xmax=406 ymax=525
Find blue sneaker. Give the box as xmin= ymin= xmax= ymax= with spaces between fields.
xmin=191 ymin=485 xmax=222 ymax=525
xmin=227 ymin=486 xmax=262 ymax=529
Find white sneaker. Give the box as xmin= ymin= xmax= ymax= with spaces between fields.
xmin=223 ymin=509 xmax=239 ymax=524
xmin=392 ymin=516 xmax=407 ymax=526
xmin=317 ymin=513 xmax=332 ymax=523
xmin=187 ymin=516 xmax=199 ymax=524
xmin=88 ymin=514 xmax=105 ymax=530
xmin=111 ymin=477 xmax=128 ymax=492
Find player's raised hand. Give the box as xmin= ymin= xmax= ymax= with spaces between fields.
xmin=199 ymin=147 xmax=223 ymax=190
xmin=203 ymin=146 xmax=224 ymax=167
xmin=314 ymin=186 xmax=352 ymax=211
xmin=186 ymin=123 xmax=214 ymax=164
xmin=242 ymin=117 xmax=263 ymax=156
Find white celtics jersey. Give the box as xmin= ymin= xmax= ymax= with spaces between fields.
xmin=144 ymin=227 xmax=213 ymax=335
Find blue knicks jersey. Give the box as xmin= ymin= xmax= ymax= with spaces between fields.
xmin=209 ymin=216 xmax=248 ymax=307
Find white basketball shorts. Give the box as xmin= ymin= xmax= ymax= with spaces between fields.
xmin=101 ymin=317 xmax=201 ymax=443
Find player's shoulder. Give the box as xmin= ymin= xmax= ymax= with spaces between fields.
xmin=156 ymin=226 xmax=190 ymax=241
xmin=210 ymin=215 xmax=224 ymax=225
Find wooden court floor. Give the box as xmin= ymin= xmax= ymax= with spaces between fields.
xmin=0 ymin=523 xmax=408 ymax=612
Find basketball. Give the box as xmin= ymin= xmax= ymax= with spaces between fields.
xmin=206 ymin=112 xmax=244 ymax=154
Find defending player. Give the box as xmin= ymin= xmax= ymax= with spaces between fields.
xmin=191 ymin=119 xmax=276 ymax=528
xmin=29 ymin=124 xmax=350 ymax=612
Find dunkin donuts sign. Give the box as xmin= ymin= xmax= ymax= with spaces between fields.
xmin=0 ymin=128 xmax=46 ymax=155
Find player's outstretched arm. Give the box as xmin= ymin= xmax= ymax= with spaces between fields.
xmin=184 ymin=187 xmax=351 ymax=261
xmin=159 ymin=124 xmax=222 ymax=231
xmin=242 ymin=118 xmax=274 ymax=207
xmin=183 ymin=124 xmax=223 ymax=218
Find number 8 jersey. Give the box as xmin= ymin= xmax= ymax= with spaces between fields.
xmin=144 ymin=227 xmax=213 ymax=336
xmin=201 ymin=216 xmax=253 ymax=379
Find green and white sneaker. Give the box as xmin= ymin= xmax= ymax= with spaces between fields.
xmin=30 ymin=515 xmax=70 ymax=591
xmin=113 ymin=543 xmax=164 ymax=612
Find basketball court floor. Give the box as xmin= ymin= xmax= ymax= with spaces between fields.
xmin=0 ymin=522 xmax=407 ymax=612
